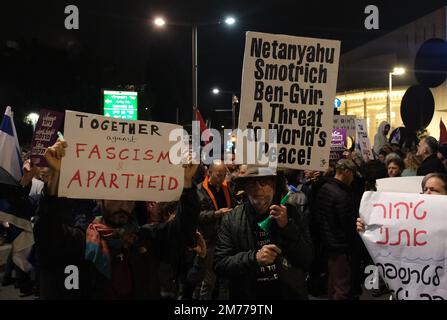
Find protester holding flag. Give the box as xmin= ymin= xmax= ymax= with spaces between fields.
xmin=34 ymin=139 xmax=200 ymax=299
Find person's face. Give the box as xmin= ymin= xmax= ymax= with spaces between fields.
xmin=378 ymin=154 xmax=386 ymax=163
xmin=245 ymin=178 xmax=276 ymax=214
xmin=344 ymin=169 xmax=354 ymax=185
xmin=417 ymin=139 xmax=428 ymax=157
xmin=423 ymin=178 xmax=447 ymax=195
xmin=387 ymin=163 xmax=401 ymax=177
xmin=384 ymin=125 xmax=390 ymax=135
xmin=101 ymin=200 xmax=135 ymax=226
xmin=209 ymin=164 xmax=227 ymax=186
xmin=238 ymin=165 xmax=248 ymax=177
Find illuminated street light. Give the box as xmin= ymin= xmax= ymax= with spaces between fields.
xmin=212 ymin=88 xmax=220 ymax=95
xmin=154 ymin=17 xmax=236 ymax=122
xmin=388 ymin=66 xmax=406 ymax=123
xmin=154 ymin=17 xmax=166 ymax=27
xmin=25 ymin=112 xmax=39 ymax=131
xmin=224 ymin=16 xmax=236 ymax=25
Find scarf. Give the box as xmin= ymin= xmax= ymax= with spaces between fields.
xmin=202 ymin=176 xmax=232 ymax=210
xmin=85 ymin=216 xmax=138 ymax=279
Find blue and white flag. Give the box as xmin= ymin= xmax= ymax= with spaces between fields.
xmin=0 ymin=106 xmax=23 ymax=181
xmin=0 ymin=106 xmax=33 ymax=272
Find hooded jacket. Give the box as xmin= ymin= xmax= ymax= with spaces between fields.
xmin=373 ymin=121 xmax=390 ymax=154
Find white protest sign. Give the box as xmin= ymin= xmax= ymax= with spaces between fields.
xmin=360 ymin=191 xmax=447 ymax=300
xmin=355 ymin=118 xmax=374 ymax=160
xmin=333 ymin=115 xmax=356 ymax=138
xmin=58 ymin=111 xmax=184 ymax=201
xmin=376 ymin=176 xmax=424 ymax=194
xmin=238 ymin=32 xmax=340 ymax=170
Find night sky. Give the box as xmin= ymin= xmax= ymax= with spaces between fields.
xmin=1 ymin=0 xmax=447 ymax=144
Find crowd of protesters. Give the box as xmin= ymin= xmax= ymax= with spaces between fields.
xmin=1 ymin=120 xmax=447 ymax=300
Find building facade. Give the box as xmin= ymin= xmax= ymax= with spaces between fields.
xmin=336 ymin=7 xmax=447 ymax=142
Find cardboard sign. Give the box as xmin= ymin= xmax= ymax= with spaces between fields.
xmin=360 ymin=191 xmax=447 ymax=300
xmin=376 ymin=176 xmax=424 ymax=194
xmin=355 ymin=118 xmax=374 ymax=160
xmin=238 ymin=31 xmax=340 ymax=170
xmin=30 ymin=109 xmax=64 ymax=167
xmin=58 ymin=111 xmax=184 ymax=201
xmin=330 ymin=128 xmax=347 ymax=164
xmin=333 ymin=115 xmax=356 ymax=138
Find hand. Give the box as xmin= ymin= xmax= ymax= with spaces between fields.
xmin=192 ymin=231 xmax=207 ymax=258
xmin=356 ymin=218 xmax=365 ymax=233
xmin=214 ymin=208 xmax=232 ymax=218
xmin=20 ymin=159 xmax=37 ymax=188
xmin=44 ymin=139 xmax=67 ymax=196
xmin=183 ymin=154 xmax=199 ymax=188
xmin=44 ymin=139 xmax=67 ymax=172
xmin=269 ymin=205 xmax=288 ymax=228
xmin=256 ymin=244 xmax=282 ymax=266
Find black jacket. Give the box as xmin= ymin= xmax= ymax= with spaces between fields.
xmin=417 ymin=155 xmax=447 ymax=176
xmin=34 ymin=186 xmax=199 ymax=300
xmin=213 ymin=202 xmax=313 ymax=300
xmin=314 ymin=177 xmax=356 ymax=254
xmin=197 ymin=182 xmax=236 ymax=245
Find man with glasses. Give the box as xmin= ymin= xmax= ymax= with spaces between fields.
xmin=214 ymin=166 xmax=313 ymax=299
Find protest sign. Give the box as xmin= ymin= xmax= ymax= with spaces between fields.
xmin=30 ymin=109 xmax=64 ymax=167
xmin=330 ymin=128 xmax=346 ymax=164
xmin=58 ymin=111 xmax=184 ymax=201
xmin=376 ymin=176 xmax=424 ymax=194
xmin=238 ymin=31 xmax=340 ymax=170
xmin=360 ymin=191 xmax=447 ymax=300
xmin=333 ymin=115 xmax=356 ymax=138
xmin=355 ymin=118 xmax=374 ymax=160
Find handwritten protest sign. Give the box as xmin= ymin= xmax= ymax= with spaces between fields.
xmin=333 ymin=115 xmax=356 ymax=138
xmin=355 ymin=118 xmax=374 ymax=160
xmin=238 ymin=32 xmax=340 ymax=170
xmin=58 ymin=111 xmax=184 ymax=201
xmin=360 ymin=191 xmax=447 ymax=300
xmin=330 ymin=128 xmax=346 ymax=164
xmin=30 ymin=109 xmax=64 ymax=167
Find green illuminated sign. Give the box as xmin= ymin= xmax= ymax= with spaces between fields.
xmin=103 ymin=90 xmax=138 ymax=120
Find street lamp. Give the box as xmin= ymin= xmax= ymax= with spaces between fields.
xmin=154 ymin=16 xmax=236 ymax=122
xmin=25 ymin=112 xmax=39 ymax=132
xmin=388 ymin=67 xmax=406 ymax=123
xmin=211 ymin=88 xmax=239 ymax=130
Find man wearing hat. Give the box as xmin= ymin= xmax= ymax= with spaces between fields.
xmin=213 ymin=166 xmax=313 ymax=299
xmin=314 ymin=158 xmax=359 ymax=300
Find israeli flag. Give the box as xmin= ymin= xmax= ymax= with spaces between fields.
xmin=0 ymin=106 xmax=23 ymax=181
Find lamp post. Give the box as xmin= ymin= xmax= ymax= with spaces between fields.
xmin=212 ymin=88 xmax=239 ymax=130
xmin=388 ymin=67 xmax=405 ymax=123
xmin=154 ymin=16 xmax=236 ymax=123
